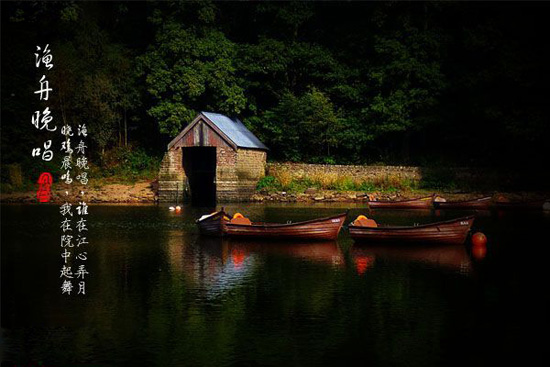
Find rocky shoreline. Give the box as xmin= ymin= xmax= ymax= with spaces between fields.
xmin=3 ymin=180 xmax=547 ymax=205
xmin=251 ymin=189 xmax=487 ymax=203
xmin=1 ymin=181 xmax=157 ymax=204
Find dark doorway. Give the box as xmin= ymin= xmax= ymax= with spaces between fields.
xmin=182 ymin=147 xmax=217 ymax=206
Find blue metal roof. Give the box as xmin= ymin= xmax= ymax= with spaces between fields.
xmin=201 ymin=111 xmax=268 ymax=150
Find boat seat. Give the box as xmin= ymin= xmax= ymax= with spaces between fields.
xmin=354 ymin=218 xmax=378 ymax=228
xmin=230 ymin=216 xmax=252 ymax=225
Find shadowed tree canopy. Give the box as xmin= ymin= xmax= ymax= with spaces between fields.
xmin=138 ymin=2 xmax=247 ymax=136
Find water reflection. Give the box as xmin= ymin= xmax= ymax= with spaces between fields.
xmin=179 ymin=236 xmax=261 ymax=299
xmin=353 ymin=254 xmax=376 ymax=274
xmin=2 ymin=204 xmax=547 ymax=367
xmin=226 ymin=240 xmax=343 ymax=266
xmin=173 ymin=236 xmax=345 ymax=299
xmin=350 ymin=244 xmax=473 ymax=275
xmin=471 ymin=244 xmax=488 ymax=261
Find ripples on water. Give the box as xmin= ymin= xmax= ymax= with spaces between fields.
xmin=1 ymin=204 xmax=548 ymax=366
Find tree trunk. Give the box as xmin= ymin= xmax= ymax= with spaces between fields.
xmin=118 ymin=118 xmax=122 ymax=147
xmin=124 ymin=108 xmax=128 ymax=146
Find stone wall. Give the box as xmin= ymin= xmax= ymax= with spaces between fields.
xmin=267 ymin=163 xmax=422 ymax=182
xmin=266 ymin=162 xmax=549 ymax=191
xmin=158 ymin=148 xmax=187 ymax=202
xmin=216 ymin=147 xmax=239 ymax=201
xmin=237 ymin=149 xmax=267 ymax=180
xmin=216 ymin=149 xmax=267 ymax=201
xmin=234 ymin=149 xmax=267 ymax=200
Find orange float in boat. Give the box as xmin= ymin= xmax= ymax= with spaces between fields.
xmin=353 ymin=215 xmax=378 ymax=228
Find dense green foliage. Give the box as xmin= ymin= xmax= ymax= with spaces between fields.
xmin=138 ymin=3 xmax=247 ymax=136
xmin=93 ymin=146 xmax=161 ymax=181
xmin=1 ymin=1 xmax=549 ymax=185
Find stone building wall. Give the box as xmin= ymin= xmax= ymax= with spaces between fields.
xmin=237 ymin=149 xmax=267 ymax=180
xmin=215 ymin=147 xmax=239 ymax=201
xmin=158 ymin=146 xmax=267 ymax=203
xmin=158 ymin=148 xmax=187 ymax=202
xmin=215 ymin=148 xmax=267 ymax=201
xmin=233 ymin=149 xmax=267 ymax=200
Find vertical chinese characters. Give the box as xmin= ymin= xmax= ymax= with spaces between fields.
xmin=31 ymin=44 xmax=91 ymax=295
xmin=32 ymin=45 xmax=55 ymax=158
xmin=33 ymin=45 xmax=56 ymax=203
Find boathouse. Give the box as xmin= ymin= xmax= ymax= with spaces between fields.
xmin=158 ymin=112 xmax=268 ymax=205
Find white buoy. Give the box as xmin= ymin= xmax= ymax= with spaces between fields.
xmin=169 ymin=206 xmax=175 ymax=211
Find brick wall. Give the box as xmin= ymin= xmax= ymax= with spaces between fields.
xmin=158 ymin=148 xmax=187 ymax=202
xmin=237 ymin=149 xmax=266 ymax=180
xmin=216 ymin=147 xmax=239 ymax=201
xmin=234 ymin=149 xmax=267 ymax=201
xmin=216 ymin=149 xmax=266 ymax=201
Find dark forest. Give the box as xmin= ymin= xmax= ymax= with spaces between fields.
xmin=2 ymin=1 xmax=549 ymax=185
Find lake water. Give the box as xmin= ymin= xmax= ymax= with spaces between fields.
xmin=1 ymin=203 xmax=547 ymax=367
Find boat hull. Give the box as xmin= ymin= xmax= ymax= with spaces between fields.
xmin=224 ymin=213 xmax=347 ymax=241
xmin=434 ymin=196 xmax=492 ymax=210
xmin=349 ymin=216 xmax=475 ymax=245
xmin=196 ymin=211 xmax=226 ymax=237
xmin=367 ymin=196 xmax=434 ymax=209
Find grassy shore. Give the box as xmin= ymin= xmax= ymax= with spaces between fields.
xmin=257 ymin=172 xmax=419 ymax=195
xmin=251 ymin=171 xmax=549 ymax=203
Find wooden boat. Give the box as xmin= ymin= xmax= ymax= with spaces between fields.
xmin=349 ymin=215 xmax=475 ymax=245
xmin=196 ymin=210 xmax=229 ymax=237
xmin=367 ymin=195 xmax=434 ymax=209
xmin=224 ymin=213 xmax=347 ymax=241
xmin=434 ymin=196 xmax=492 ymax=210
xmin=491 ymin=199 xmax=548 ymax=211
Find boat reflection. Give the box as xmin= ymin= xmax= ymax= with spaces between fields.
xmin=354 ymin=254 xmax=376 ymax=275
xmin=226 ymin=239 xmax=344 ymax=267
xmin=350 ymin=243 xmax=473 ymax=274
xmin=177 ymin=236 xmax=260 ymax=299
xmin=179 ymin=237 xmax=344 ymax=298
